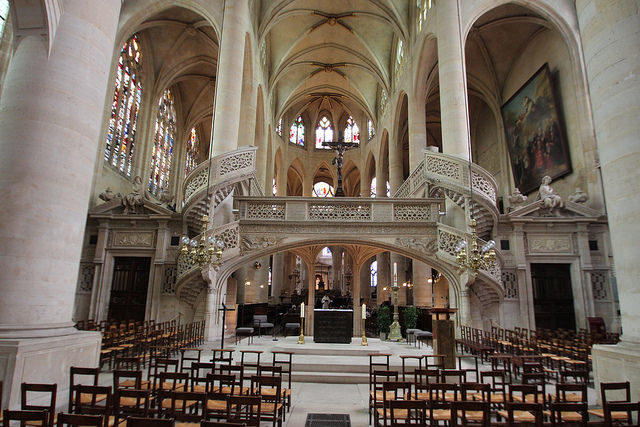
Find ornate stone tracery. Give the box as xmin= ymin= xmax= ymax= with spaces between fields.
xmin=394 ymin=204 xmax=432 ymax=221
xmin=309 ymin=203 xmax=371 ymax=221
xmin=246 ymin=202 xmax=286 ymax=219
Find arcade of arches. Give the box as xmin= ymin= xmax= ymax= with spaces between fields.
xmin=0 ymin=0 xmax=638 ymax=407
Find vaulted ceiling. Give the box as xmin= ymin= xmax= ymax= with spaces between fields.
xmin=257 ymin=0 xmax=411 ymax=124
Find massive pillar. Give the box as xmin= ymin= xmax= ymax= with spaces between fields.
xmin=437 ymin=0 xmax=470 ymax=159
xmin=0 ymin=0 xmax=121 ymax=408
xmin=413 ymin=261 xmax=432 ymax=307
xmin=408 ymin=93 xmax=427 ymax=169
xmin=212 ymin=0 xmax=249 ymax=155
xmin=576 ymin=0 xmax=640 ymax=401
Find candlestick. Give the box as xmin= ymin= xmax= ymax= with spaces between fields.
xmin=297 ymin=316 xmax=305 ymax=344
xmin=362 ymin=303 xmax=366 ymax=319
xmin=300 ymin=302 xmax=305 ymax=318
xmin=393 ymin=262 xmax=397 ymax=286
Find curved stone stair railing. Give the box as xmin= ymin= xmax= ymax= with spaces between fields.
xmin=437 ymin=223 xmax=504 ymax=308
xmin=182 ymin=146 xmax=262 ymax=234
xmin=394 ymin=152 xmax=499 ymax=240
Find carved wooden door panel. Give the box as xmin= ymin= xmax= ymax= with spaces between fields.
xmin=108 ymin=257 xmax=151 ymax=322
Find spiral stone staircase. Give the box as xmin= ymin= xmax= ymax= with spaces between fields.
xmin=175 ymin=149 xmax=504 ymax=311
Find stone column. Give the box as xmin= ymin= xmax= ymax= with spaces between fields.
xmin=331 ymin=247 xmax=343 ymax=292
xmin=202 ymin=267 xmax=220 ymax=343
xmin=352 ymin=264 xmax=362 ymax=336
xmin=377 ymin=253 xmax=391 ymax=306
xmin=360 ymin=261 xmax=372 ymax=303
xmin=389 ymin=141 xmax=404 ymax=194
xmin=408 ymin=93 xmax=427 ymax=169
xmin=437 ymin=0 xmax=470 ymax=159
xmin=0 ymin=0 xmax=121 ymax=408
xmin=305 ymin=262 xmax=316 ymax=335
xmin=413 ymin=261 xmax=432 ymax=307
xmin=576 ymin=0 xmax=640 ymax=400
xmin=212 ymin=0 xmax=249 ymax=155
xmin=513 ymin=224 xmax=534 ymax=329
xmin=271 ymin=253 xmax=285 ymax=303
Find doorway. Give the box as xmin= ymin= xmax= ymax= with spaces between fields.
xmin=108 ymin=257 xmax=151 ymax=322
xmin=531 ymin=263 xmax=575 ymax=330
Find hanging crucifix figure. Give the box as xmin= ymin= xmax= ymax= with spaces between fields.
xmin=322 ymin=132 xmax=357 ymax=197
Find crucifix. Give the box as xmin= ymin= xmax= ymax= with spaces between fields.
xmin=322 ymin=133 xmax=357 ymax=197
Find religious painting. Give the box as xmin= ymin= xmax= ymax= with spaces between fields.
xmin=501 ymin=64 xmax=571 ymax=195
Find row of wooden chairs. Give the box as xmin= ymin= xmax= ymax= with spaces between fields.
xmin=2 ymin=410 xmax=247 ymax=426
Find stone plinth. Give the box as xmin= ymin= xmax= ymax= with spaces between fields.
xmin=591 ymin=341 xmax=640 ymax=404
xmin=0 ymin=331 xmax=101 ymax=409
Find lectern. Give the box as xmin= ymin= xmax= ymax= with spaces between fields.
xmin=430 ymin=307 xmax=458 ymax=368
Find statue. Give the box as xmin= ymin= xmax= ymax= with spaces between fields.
xmin=537 ymin=175 xmax=564 ymax=213
xmin=98 ymin=187 xmax=120 ymax=202
xmin=122 ymin=175 xmax=148 ymax=214
xmin=568 ymin=187 xmax=589 ymax=204
xmin=508 ymin=188 xmax=528 ymax=208
xmin=321 ymin=293 xmax=332 ymax=309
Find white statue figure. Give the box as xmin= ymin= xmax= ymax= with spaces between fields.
xmin=568 ymin=187 xmax=589 ymax=204
xmin=538 ymin=175 xmax=564 ymax=213
xmin=321 ymin=293 xmax=332 ymax=309
xmin=508 ymin=188 xmax=528 ymax=207
xmin=122 ymin=176 xmax=147 ymax=214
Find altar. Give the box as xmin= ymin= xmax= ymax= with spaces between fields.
xmin=313 ymin=309 xmax=353 ymax=343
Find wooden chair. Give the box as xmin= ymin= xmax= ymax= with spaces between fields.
xmin=156 ymin=372 xmax=190 ymax=415
xmin=112 ymin=388 xmax=150 ymax=426
xmin=413 ymin=369 xmax=440 ymax=401
xmin=375 ymin=381 xmax=412 ymax=427
xmin=0 ymin=381 xmax=3 ymax=424
xmin=179 ymin=348 xmax=203 ymax=375
xmin=450 ymin=400 xmax=490 ymax=426
xmin=125 ymin=417 xmax=174 ymax=426
xmin=55 ymin=413 xmax=103 ymax=427
xmin=460 ymin=382 xmax=491 ymax=406
xmin=603 ymin=401 xmax=640 ymax=426
xmin=548 ymin=401 xmax=588 ymax=426
xmin=480 ymin=371 xmax=507 ymax=412
xmin=369 ymin=370 xmax=399 ymax=425
xmin=498 ymin=385 xmax=542 ymax=424
xmin=69 ymin=368 xmax=101 ymax=413
xmin=165 ymin=390 xmax=206 ymax=425
xmin=150 ymin=359 xmax=180 ymax=392
xmin=238 ymin=351 xmax=262 ymax=375
xmin=210 ymin=349 xmax=234 ymax=369
xmin=456 ymin=354 xmax=480 ymax=383
xmin=399 ymin=355 xmax=423 ymax=382
xmin=426 ymin=383 xmax=456 ymax=426
xmin=21 ymin=383 xmax=57 ymax=427
xmin=3 ymin=409 xmax=49 ymax=427
xmin=424 ymin=355 xmax=445 ymax=370
xmin=112 ymin=370 xmax=148 ymax=391
xmin=225 ymin=396 xmax=260 ymax=427
xmin=589 ymin=381 xmax=633 ymax=422
xmin=218 ymin=365 xmax=248 ymax=396
xmin=190 ymin=363 xmax=217 ymax=393
xmin=271 ymin=351 xmax=294 ymax=413
xmin=205 ymin=378 xmax=232 ymax=422
xmin=200 ymin=422 xmax=246 ymax=427
xmin=389 ymin=399 xmax=427 ymax=426
xmin=250 ymin=375 xmax=283 ymax=427
xmin=72 ymin=385 xmax=112 ymax=427
xmin=502 ymin=402 xmax=543 ymax=426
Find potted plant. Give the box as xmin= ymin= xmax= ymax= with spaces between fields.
xmin=377 ymin=305 xmax=391 ymax=340
xmin=404 ymin=306 xmax=418 ymax=331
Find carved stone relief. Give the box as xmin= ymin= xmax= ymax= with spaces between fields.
xmin=527 ymin=235 xmax=572 ymax=254
xmin=162 ymin=265 xmax=177 ymax=295
xmin=591 ymin=271 xmax=608 ymax=300
xmin=395 ymin=237 xmax=437 ymax=254
xmin=113 ymin=231 xmax=155 ymax=247
xmin=241 ymin=235 xmax=280 ymax=254
xmin=77 ymin=263 xmax=94 ymax=293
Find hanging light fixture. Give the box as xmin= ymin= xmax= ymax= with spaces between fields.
xmin=180 ymin=215 xmax=225 ymax=268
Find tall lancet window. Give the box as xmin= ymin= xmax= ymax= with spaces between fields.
xmin=149 ymin=89 xmax=176 ymax=196
xmin=344 ymin=116 xmax=360 ymax=144
xmin=105 ymin=34 xmax=142 ymax=177
xmin=289 ymin=116 xmax=305 ymax=146
xmin=315 ymin=116 xmax=333 ymax=149
xmin=184 ymin=127 xmax=200 ymax=177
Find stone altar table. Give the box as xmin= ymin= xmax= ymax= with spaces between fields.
xmin=314 ymin=309 xmax=353 ymax=343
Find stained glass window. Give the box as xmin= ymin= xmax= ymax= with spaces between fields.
xmin=344 ymin=116 xmax=360 ymax=144
xmin=184 ymin=127 xmax=200 ymax=177
xmin=417 ymin=0 xmax=433 ymax=33
xmin=148 ymin=89 xmax=176 ymax=196
xmin=0 ymin=0 xmax=9 ymax=38
xmin=313 ymin=181 xmax=335 ymax=197
xmin=276 ymin=118 xmax=282 ymax=136
xmin=104 ymin=34 xmax=142 ymax=177
xmin=315 ymin=116 xmax=333 ymax=149
xmin=371 ymin=261 xmax=378 ymax=288
xmin=272 ymin=178 xmax=277 ymax=196
xmin=368 ymin=119 xmax=375 ymax=140
xmin=395 ymin=39 xmax=404 ymax=74
xmin=321 ymin=247 xmax=332 ymax=257
xmin=289 ymin=116 xmax=304 ymax=146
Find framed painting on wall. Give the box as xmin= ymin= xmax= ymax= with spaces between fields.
xmin=501 ymin=63 xmax=572 ymax=195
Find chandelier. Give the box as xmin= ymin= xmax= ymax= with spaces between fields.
xmin=180 ymin=214 xmax=225 ymax=268
xmin=455 ymin=218 xmax=496 ymax=273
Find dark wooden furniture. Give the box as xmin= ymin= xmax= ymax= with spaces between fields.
xmin=313 ymin=309 xmax=353 ymax=343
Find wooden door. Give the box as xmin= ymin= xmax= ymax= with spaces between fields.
xmin=108 ymin=257 xmax=151 ymax=322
